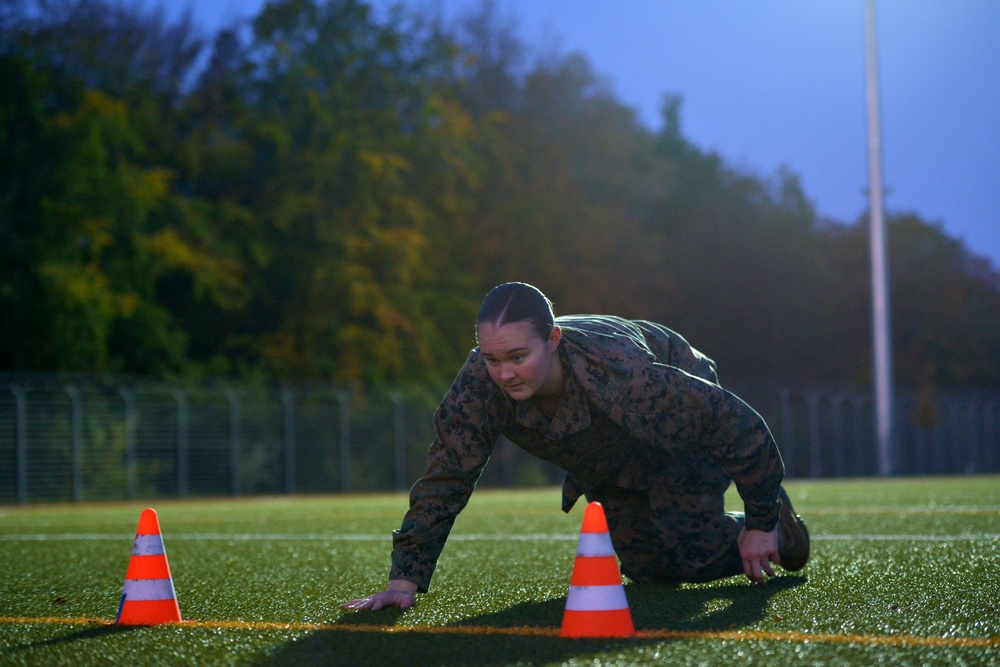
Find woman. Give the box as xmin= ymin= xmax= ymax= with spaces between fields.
xmin=342 ymin=282 xmax=808 ymax=611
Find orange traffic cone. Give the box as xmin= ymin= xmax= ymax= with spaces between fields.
xmin=116 ymin=508 xmax=182 ymax=625
xmin=560 ymin=501 xmax=635 ymax=638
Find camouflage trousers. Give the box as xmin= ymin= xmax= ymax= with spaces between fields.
xmin=586 ymin=482 xmax=745 ymax=584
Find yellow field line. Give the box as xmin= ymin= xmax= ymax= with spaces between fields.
xmin=2 ymin=616 xmax=997 ymax=649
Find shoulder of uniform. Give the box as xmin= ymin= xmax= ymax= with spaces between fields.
xmin=557 ymin=315 xmax=657 ymax=375
xmin=449 ymin=348 xmax=497 ymax=396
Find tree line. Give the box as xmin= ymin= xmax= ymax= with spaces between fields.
xmin=2 ymin=0 xmax=999 ymax=392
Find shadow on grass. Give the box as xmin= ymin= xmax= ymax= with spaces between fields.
xmin=4 ymin=622 xmax=137 ymax=654
xmin=629 ymin=575 xmax=808 ymax=632
xmin=259 ymin=575 xmax=807 ymax=666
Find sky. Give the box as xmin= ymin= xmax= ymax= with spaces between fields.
xmin=175 ymin=0 xmax=1000 ymax=269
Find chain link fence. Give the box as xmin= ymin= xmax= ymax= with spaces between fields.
xmin=1 ymin=373 xmax=998 ymax=504
xmin=728 ymin=382 xmax=1000 ymax=479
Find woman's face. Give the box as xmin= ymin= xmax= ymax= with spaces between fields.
xmin=477 ymin=320 xmax=562 ymax=402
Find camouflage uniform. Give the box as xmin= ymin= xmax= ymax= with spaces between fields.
xmin=390 ymin=315 xmax=785 ymax=591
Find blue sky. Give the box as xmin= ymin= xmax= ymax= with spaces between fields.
xmin=175 ymin=0 xmax=1000 ymax=269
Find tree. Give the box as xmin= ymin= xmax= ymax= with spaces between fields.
xmin=3 ymin=0 xmax=998 ymax=392
xmin=855 ymin=214 xmax=1000 ymax=387
xmin=0 ymin=0 xmax=244 ymax=373
xmin=211 ymin=0 xmax=482 ymax=383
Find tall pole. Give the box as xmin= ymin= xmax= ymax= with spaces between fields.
xmin=865 ymin=0 xmax=894 ymax=475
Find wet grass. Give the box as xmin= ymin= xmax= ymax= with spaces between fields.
xmin=1 ymin=476 xmax=998 ymax=666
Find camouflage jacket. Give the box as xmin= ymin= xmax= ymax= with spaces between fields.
xmin=390 ymin=315 xmax=785 ymax=591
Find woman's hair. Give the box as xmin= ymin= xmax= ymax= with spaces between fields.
xmin=476 ymin=282 xmax=555 ymax=342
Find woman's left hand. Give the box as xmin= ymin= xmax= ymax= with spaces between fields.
xmin=737 ymin=527 xmax=779 ymax=585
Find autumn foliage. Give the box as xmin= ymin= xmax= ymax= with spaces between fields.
xmin=2 ymin=0 xmax=998 ymax=390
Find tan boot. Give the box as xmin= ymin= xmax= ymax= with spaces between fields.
xmin=777 ymin=487 xmax=810 ymax=571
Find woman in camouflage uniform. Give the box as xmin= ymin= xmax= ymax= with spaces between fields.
xmin=343 ymin=282 xmax=809 ymax=611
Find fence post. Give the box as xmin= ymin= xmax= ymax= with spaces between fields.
xmin=280 ymin=390 xmax=296 ymax=495
xmin=912 ymin=397 xmax=929 ymax=475
xmin=805 ymin=392 xmax=822 ymax=478
xmin=778 ymin=388 xmax=795 ymax=476
xmin=392 ymin=393 xmax=408 ymax=491
xmin=10 ymin=384 xmax=28 ymax=504
xmin=830 ymin=393 xmax=847 ymax=477
xmin=225 ymin=390 xmax=242 ymax=496
xmin=119 ymin=387 xmax=138 ymax=500
xmin=986 ymin=401 xmax=998 ymax=472
xmin=174 ymin=390 xmax=189 ymax=497
xmin=65 ymin=385 xmax=84 ymax=503
xmin=888 ymin=393 xmax=906 ymax=475
xmin=894 ymin=395 xmax=912 ymax=475
xmin=966 ymin=399 xmax=979 ymax=474
xmin=948 ymin=399 xmax=963 ymax=473
xmin=931 ymin=397 xmax=947 ymax=474
xmin=335 ymin=391 xmax=351 ymax=492
xmin=850 ymin=394 xmax=867 ymax=476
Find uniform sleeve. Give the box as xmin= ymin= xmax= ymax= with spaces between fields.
xmin=631 ymin=365 xmax=784 ymax=531
xmin=389 ymin=354 xmax=499 ymax=592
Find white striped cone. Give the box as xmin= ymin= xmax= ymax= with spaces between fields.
xmin=561 ymin=501 xmax=635 ymax=637
xmin=116 ymin=508 xmax=182 ymax=625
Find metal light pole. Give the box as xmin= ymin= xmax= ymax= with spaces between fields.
xmin=865 ymin=0 xmax=895 ymax=475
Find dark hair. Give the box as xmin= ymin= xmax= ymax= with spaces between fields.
xmin=476 ymin=282 xmax=555 ymax=342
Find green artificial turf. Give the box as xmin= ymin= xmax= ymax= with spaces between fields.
xmin=1 ymin=476 xmax=998 ymax=666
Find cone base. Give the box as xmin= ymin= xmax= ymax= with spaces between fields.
xmin=117 ymin=599 xmax=182 ymax=625
xmin=560 ymin=608 xmax=635 ymax=638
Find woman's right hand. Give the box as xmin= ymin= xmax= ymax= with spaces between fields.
xmin=340 ymin=580 xmax=418 ymax=611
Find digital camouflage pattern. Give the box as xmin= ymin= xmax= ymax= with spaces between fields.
xmin=390 ymin=315 xmax=785 ymax=591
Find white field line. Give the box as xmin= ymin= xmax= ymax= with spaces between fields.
xmin=805 ymin=505 xmax=1000 ymax=515
xmin=1 ymin=533 xmax=998 ymax=542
